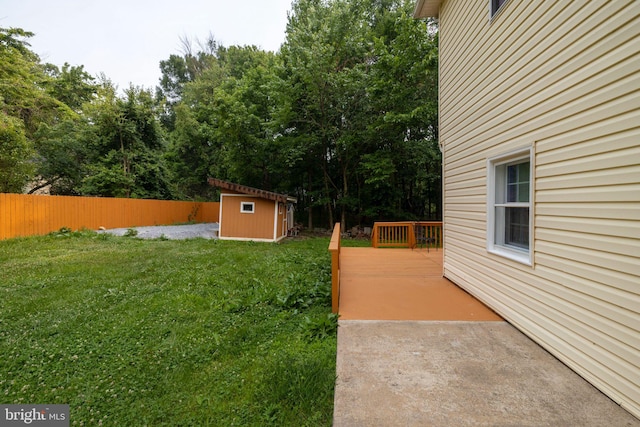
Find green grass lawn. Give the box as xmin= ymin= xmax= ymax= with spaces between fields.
xmin=0 ymin=230 xmax=340 ymax=426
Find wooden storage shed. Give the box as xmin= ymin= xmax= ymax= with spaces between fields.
xmin=415 ymin=0 xmax=639 ymax=419
xmin=208 ymin=178 xmax=297 ymax=242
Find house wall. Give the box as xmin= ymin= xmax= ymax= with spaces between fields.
xmin=218 ymin=194 xmax=278 ymax=241
xmin=438 ymin=0 xmax=639 ymax=417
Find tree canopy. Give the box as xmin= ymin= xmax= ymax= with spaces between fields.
xmin=0 ymin=0 xmax=439 ymax=228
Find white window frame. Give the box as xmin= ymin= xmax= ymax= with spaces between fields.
xmin=487 ymin=146 xmax=533 ymax=265
xmin=240 ymin=201 xmax=255 ymax=214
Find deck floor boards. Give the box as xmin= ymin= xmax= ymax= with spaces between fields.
xmin=338 ymin=247 xmax=502 ymax=321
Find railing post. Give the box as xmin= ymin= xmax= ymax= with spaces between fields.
xmin=371 ymin=223 xmax=378 ymax=248
xmin=408 ymin=223 xmax=416 ymax=249
xmin=329 ymin=223 xmax=341 ymax=314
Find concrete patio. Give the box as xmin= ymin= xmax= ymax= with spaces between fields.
xmin=332 ymin=248 xmax=639 ymax=426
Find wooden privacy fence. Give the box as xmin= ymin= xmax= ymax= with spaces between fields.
xmin=0 ymin=193 xmax=220 ymax=240
xmin=328 ymin=223 xmax=341 ymax=314
xmin=371 ymin=221 xmax=443 ymax=249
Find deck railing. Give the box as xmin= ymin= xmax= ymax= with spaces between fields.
xmin=328 ymin=223 xmax=341 ymax=314
xmin=371 ymin=221 xmax=443 ymax=249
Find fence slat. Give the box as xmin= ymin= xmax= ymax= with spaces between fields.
xmin=0 ymin=194 xmax=221 ymax=240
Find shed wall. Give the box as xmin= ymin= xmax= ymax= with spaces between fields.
xmin=219 ymin=194 xmax=276 ymax=241
xmin=439 ymin=0 xmax=639 ymax=417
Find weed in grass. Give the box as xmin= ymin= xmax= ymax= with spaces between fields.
xmin=275 ymin=271 xmax=332 ymax=311
xmin=302 ymin=313 xmax=339 ymax=341
xmin=96 ymin=232 xmax=111 ymax=241
xmin=51 ymin=226 xmax=73 ymax=236
xmin=124 ymin=228 xmax=138 ymax=237
xmin=48 ymin=226 xmax=98 ymax=238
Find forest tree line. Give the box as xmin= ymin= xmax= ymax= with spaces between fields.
xmin=0 ymin=0 xmax=439 ymax=229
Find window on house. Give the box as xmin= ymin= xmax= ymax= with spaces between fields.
xmin=487 ymin=147 xmax=533 ymax=265
xmin=491 ymin=0 xmax=508 ymax=17
xmin=241 ymin=202 xmax=255 ymax=213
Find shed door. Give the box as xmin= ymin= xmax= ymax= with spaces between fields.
xmin=287 ymin=204 xmax=294 ymax=234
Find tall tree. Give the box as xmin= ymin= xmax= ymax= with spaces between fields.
xmin=165 ymin=45 xmax=283 ymax=199
xmin=0 ymin=27 xmax=72 ymax=137
xmin=165 ymin=52 xmax=225 ymax=199
xmin=0 ymin=113 xmax=34 ymax=192
xmin=160 ymin=0 xmax=440 ymax=226
xmin=278 ymin=0 xmax=439 ymax=228
xmin=215 ymin=49 xmax=283 ymax=189
xmin=42 ymin=63 xmax=97 ymax=111
xmin=0 ymin=26 xmax=78 ymax=193
xmin=29 ymin=118 xmax=91 ymax=195
xmin=27 ymin=63 xmax=98 ymax=194
xmin=279 ymin=0 xmax=352 ymax=228
xmin=81 ymin=84 xmax=173 ymax=199
xmin=156 ymin=33 xmax=221 ymax=130
xmin=363 ymin=1 xmax=440 ymax=220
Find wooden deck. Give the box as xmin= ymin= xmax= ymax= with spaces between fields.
xmin=338 ymin=247 xmax=502 ymax=321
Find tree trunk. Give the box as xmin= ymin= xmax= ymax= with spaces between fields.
xmin=27 ymin=177 xmax=59 ymax=194
xmin=323 ymin=157 xmax=334 ymax=229
xmin=341 ymin=164 xmax=348 ymax=231
xmin=307 ymin=171 xmax=313 ymax=229
xmin=119 ymin=129 xmax=131 ymax=198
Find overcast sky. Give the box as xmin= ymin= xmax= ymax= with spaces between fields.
xmin=1 ymin=0 xmax=293 ymax=91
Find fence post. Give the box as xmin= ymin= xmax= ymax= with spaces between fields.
xmin=328 ymin=223 xmax=341 ymax=314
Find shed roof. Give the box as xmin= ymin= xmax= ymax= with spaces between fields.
xmin=208 ymin=178 xmax=297 ymax=204
xmin=414 ymin=0 xmax=441 ymax=18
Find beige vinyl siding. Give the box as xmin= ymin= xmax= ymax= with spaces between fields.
xmin=439 ymin=0 xmax=640 ymax=418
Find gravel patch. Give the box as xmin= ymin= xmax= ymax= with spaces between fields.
xmin=98 ymin=223 xmax=219 ymax=240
